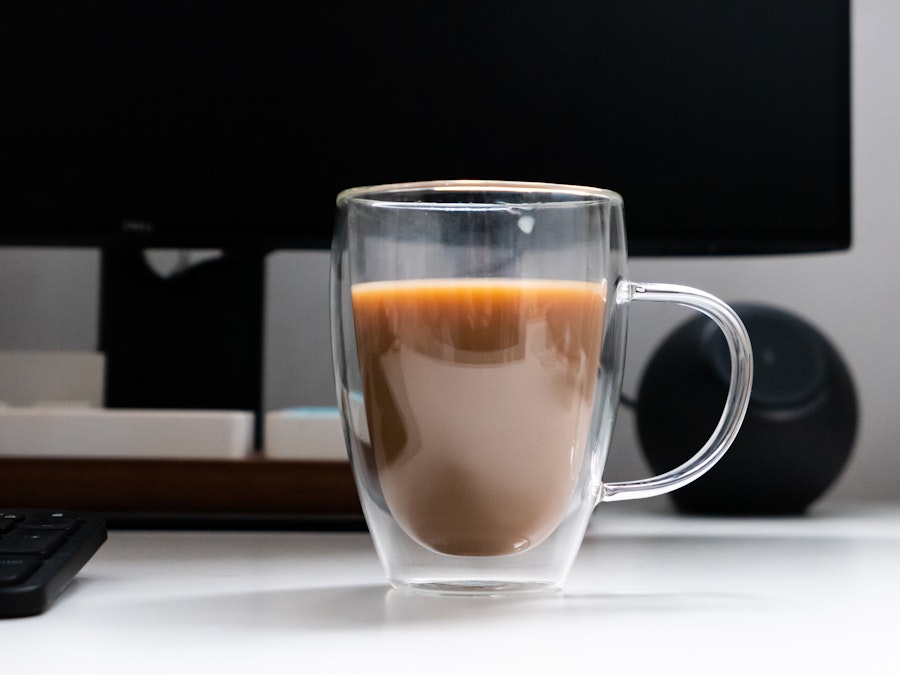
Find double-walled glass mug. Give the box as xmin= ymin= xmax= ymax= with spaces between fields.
xmin=331 ymin=180 xmax=753 ymax=595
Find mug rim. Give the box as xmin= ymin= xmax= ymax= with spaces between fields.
xmin=336 ymin=179 xmax=623 ymax=208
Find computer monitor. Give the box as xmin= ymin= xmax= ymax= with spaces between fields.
xmin=0 ymin=1 xmax=851 ymax=443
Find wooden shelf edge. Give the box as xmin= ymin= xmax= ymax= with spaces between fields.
xmin=0 ymin=456 xmax=361 ymax=516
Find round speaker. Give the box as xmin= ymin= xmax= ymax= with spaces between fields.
xmin=636 ymin=303 xmax=857 ymax=515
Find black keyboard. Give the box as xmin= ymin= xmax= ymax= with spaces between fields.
xmin=0 ymin=510 xmax=107 ymax=618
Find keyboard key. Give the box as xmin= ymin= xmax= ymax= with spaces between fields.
xmin=21 ymin=516 xmax=80 ymax=531
xmin=1 ymin=513 xmax=23 ymax=530
xmin=0 ymin=529 xmax=66 ymax=555
xmin=0 ymin=556 xmax=41 ymax=586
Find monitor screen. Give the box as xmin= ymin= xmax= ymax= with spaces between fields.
xmin=0 ymin=0 xmax=850 ymax=254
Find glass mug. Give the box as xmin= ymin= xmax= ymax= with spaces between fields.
xmin=331 ymin=180 xmax=753 ymax=595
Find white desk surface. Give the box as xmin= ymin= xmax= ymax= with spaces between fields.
xmin=5 ymin=501 xmax=899 ymax=674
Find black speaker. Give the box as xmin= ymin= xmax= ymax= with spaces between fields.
xmin=636 ymin=303 xmax=857 ymax=515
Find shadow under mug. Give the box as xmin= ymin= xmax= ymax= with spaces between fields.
xmin=331 ymin=180 xmax=753 ymax=595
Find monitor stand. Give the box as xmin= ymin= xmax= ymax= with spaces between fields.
xmin=99 ymin=248 xmax=268 ymax=449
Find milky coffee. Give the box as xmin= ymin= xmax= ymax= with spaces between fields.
xmin=352 ymin=279 xmax=606 ymax=556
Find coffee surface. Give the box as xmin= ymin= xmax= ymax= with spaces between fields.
xmin=352 ymin=279 xmax=606 ymax=556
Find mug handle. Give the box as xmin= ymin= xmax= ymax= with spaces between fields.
xmin=600 ymin=281 xmax=754 ymax=502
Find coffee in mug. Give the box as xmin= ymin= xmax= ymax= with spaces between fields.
xmin=331 ymin=180 xmax=753 ymax=594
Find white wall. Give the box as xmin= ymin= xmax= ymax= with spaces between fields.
xmin=1 ymin=1 xmax=897 ymax=502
